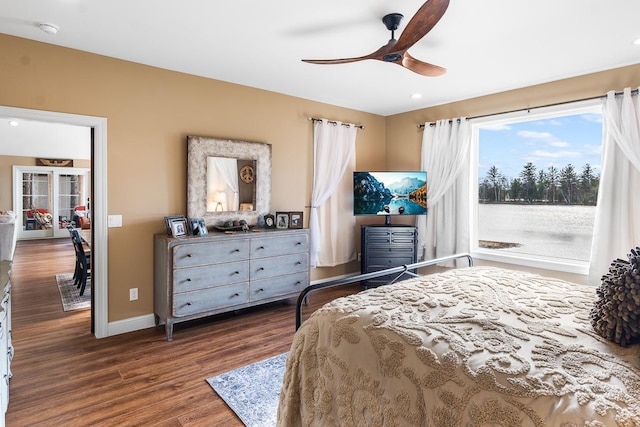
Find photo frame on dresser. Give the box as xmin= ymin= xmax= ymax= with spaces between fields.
xmin=189 ymin=218 xmax=208 ymax=236
xmin=165 ymin=215 xmax=186 ymax=236
xmin=276 ymin=212 xmax=289 ymax=229
xmin=288 ymin=211 xmax=303 ymax=229
xmin=264 ymin=214 xmax=275 ymax=229
xmin=170 ymin=218 xmax=188 ymax=237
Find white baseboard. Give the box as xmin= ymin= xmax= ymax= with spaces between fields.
xmin=107 ymin=313 xmax=157 ymax=337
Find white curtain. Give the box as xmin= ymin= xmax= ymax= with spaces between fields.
xmin=207 ymin=157 xmax=239 ymax=211
xmin=589 ymin=87 xmax=640 ymax=284
xmin=310 ymin=119 xmax=358 ymax=267
xmin=416 ymin=118 xmax=472 ymax=262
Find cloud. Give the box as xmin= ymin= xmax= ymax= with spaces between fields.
xmin=531 ymin=150 xmax=581 ymax=159
xmin=581 ymin=113 xmax=603 ymax=123
xmin=518 ymin=130 xmax=552 ymax=139
xmin=549 ymin=140 xmax=570 ymax=147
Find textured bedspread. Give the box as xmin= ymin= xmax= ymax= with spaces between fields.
xmin=277 ymin=267 xmax=640 ymax=426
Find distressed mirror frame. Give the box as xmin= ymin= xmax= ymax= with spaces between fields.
xmin=187 ymin=135 xmax=271 ymax=226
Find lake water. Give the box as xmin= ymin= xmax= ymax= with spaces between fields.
xmin=478 ymin=204 xmax=595 ymax=261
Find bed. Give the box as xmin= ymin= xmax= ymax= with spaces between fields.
xmin=277 ymin=259 xmax=640 ymax=426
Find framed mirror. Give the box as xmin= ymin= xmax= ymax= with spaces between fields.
xmin=187 ymin=136 xmax=271 ymax=226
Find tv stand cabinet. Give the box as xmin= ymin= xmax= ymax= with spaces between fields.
xmin=360 ymin=225 xmax=417 ymax=289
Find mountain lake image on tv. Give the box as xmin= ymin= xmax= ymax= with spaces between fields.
xmin=353 ymin=171 xmax=427 ymax=217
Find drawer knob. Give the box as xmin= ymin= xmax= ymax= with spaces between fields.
xmin=257 ymin=288 xmax=264 ymax=292
xmin=258 ymin=246 xmax=265 ymax=250
xmin=258 ymin=267 xmax=264 ymax=271
xmin=186 ymin=254 xmax=192 ymax=258
xmin=295 ymin=242 xmax=301 ymax=246
xmin=232 ymin=293 xmax=240 ymax=297
xmin=186 ymin=302 xmax=192 ymax=306
xmin=186 ymin=278 xmax=191 ymax=282
xmin=232 ymin=249 xmax=240 ymax=253
xmin=295 ymin=261 xmax=301 ymax=265
xmin=232 ymin=271 xmax=240 ymax=275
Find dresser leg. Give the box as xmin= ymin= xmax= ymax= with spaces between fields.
xmin=165 ymin=321 xmax=174 ymax=341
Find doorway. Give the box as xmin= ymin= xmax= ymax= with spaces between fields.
xmin=0 ymin=106 xmax=108 ymax=338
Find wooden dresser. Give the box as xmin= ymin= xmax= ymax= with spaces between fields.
xmin=154 ymin=228 xmax=309 ymax=340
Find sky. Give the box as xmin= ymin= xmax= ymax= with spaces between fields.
xmin=478 ymin=112 xmax=603 ymax=180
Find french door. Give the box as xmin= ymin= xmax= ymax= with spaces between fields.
xmin=13 ymin=166 xmax=90 ymax=239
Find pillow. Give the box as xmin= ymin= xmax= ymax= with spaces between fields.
xmin=590 ymin=246 xmax=640 ymax=346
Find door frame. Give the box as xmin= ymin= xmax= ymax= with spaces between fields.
xmin=0 ymin=105 xmax=108 ymax=338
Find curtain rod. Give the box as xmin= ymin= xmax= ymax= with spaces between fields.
xmin=308 ymin=116 xmax=365 ymax=130
xmin=417 ymin=88 xmax=639 ymax=129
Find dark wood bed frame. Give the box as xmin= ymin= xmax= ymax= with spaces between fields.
xmin=296 ymin=253 xmax=474 ymax=330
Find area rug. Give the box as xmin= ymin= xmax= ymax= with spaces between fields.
xmin=55 ymin=273 xmax=91 ymax=311
xmin=206 ymin=352 xmax=288 ymax=427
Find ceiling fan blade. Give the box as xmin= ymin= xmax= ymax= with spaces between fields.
xmin=394 ymin=0 xmax=450 ymax=52
xmin=302 ymin=43 xmax=391 ymax=65
xmin=401 ymin=51 xmax=446 ymax=76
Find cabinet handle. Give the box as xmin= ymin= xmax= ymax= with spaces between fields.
xmin=295 ymin=242 xmax=301 ymax=245
xmin=258 ymin=267 xmax=264 ymax=271
xmin=232 ymin=249 xmax=240 ymax=253
xmin=257 ymin=288 xmax=264 ymax=292
xmin=232 ymin=293 xmax=240 ymax=297
xmin=186 ymin=302 xmax=192 ymax=306
xmin=186 ymin=278 xmax=191 ymax=281
xmin=295 ymin=261 xmax=301 ymax=265
xmin=186 ymin=254 xmax=192 ymax=257
xmin=232 ymin=271 xmax=240 ymax=275
xmin=257 ymin=246 xmax=265 ymax=250
xmin=295 ymin=281 xmax=301 ymax=286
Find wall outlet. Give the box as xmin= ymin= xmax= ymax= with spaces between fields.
xmin=129 ymin=288 xmax=138 ymax=301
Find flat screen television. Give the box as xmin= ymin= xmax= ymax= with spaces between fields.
xmin=353 ymin=171 xmax=427 ymax=225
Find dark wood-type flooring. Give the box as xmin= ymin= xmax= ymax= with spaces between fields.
xmin=5 ymin=238 xmax=359 ymax=426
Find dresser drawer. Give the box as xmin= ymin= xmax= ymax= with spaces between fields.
xmin=173 ymin=283 xmax=249 ymax=317
xmin=250 ymin=271 xmax=308 ymax=301
xmin=174 ymin=261 xmax=249 ymax=292
xmin=173 ymin=239 xmax=249 ymax=268
xmin=250 ymin=253 xmax=308 ymax=280
xmin=251 ymin=234 xmax=309 ymax=259
xmin=366 ymin=256 xmax=415 ymax=270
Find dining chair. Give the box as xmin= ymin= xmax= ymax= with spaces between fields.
xmin=70 ymin=229 xmax=91 ymax=296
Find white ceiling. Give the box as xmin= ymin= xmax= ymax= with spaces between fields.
xmin=1 ymin=0 xmax=640 ymax=117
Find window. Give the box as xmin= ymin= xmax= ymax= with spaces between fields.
xmin=470 ymin=100 xmax=603 ymax=274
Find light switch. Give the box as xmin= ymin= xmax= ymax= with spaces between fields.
xmin=108 ymin=214 xmax=123 ymax=228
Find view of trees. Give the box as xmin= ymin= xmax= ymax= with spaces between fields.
xmin=479 ymin=162 xmax=599 ymax=205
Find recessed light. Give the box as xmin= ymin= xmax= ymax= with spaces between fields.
xmin=38 ymin=23 xmax=59 ymax=35
xmin=8 ymin=120 xmax=19 ymax=127
xmin=411 ymin=93 xmax=423 ymax=99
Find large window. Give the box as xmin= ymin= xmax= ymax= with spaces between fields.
xmin=470 ymin=100 xmax=603 ymax=274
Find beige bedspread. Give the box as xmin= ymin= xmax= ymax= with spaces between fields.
xmin=277 ymin=266 xmax=640 ymax=426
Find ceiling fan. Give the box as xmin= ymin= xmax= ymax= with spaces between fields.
xmin=302 ymin=0 xmax=449 ymax=77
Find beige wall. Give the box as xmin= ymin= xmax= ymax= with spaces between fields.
xmin=2 ymin=33 xmax=639 ymax=325
xmin=0 ymin=34 xmax=385 ymax=322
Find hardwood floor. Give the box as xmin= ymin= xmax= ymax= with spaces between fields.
xmin=6 ymin=238 xmax=360 ymax=426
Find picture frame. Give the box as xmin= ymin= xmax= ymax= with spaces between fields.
xmin=165 ymin=215 xmax=186 ymax=236
xmin=264 ymin=214 xmax=275 ymax=229
xmin=275 ymin=212 xmax=289 ymax=229
xmin=170 ymin=218 xmax=188 ymax=237
xmin=188 ymin=218 xmax=208 ymax=236
xmin=288 ymin=211 xmax=303 ymax=229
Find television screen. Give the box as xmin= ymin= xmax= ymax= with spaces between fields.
xmin=353 ymin=171 xmax=427 ymax=219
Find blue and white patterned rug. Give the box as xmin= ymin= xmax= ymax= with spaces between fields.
xmin=207 ymin=352 xmax=288 ymax=427
xmin=56 ymin=273 xmax=91 ymax=311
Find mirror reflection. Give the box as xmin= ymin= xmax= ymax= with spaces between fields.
xmin=206 ymin=157 xmax=256 ymax=212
